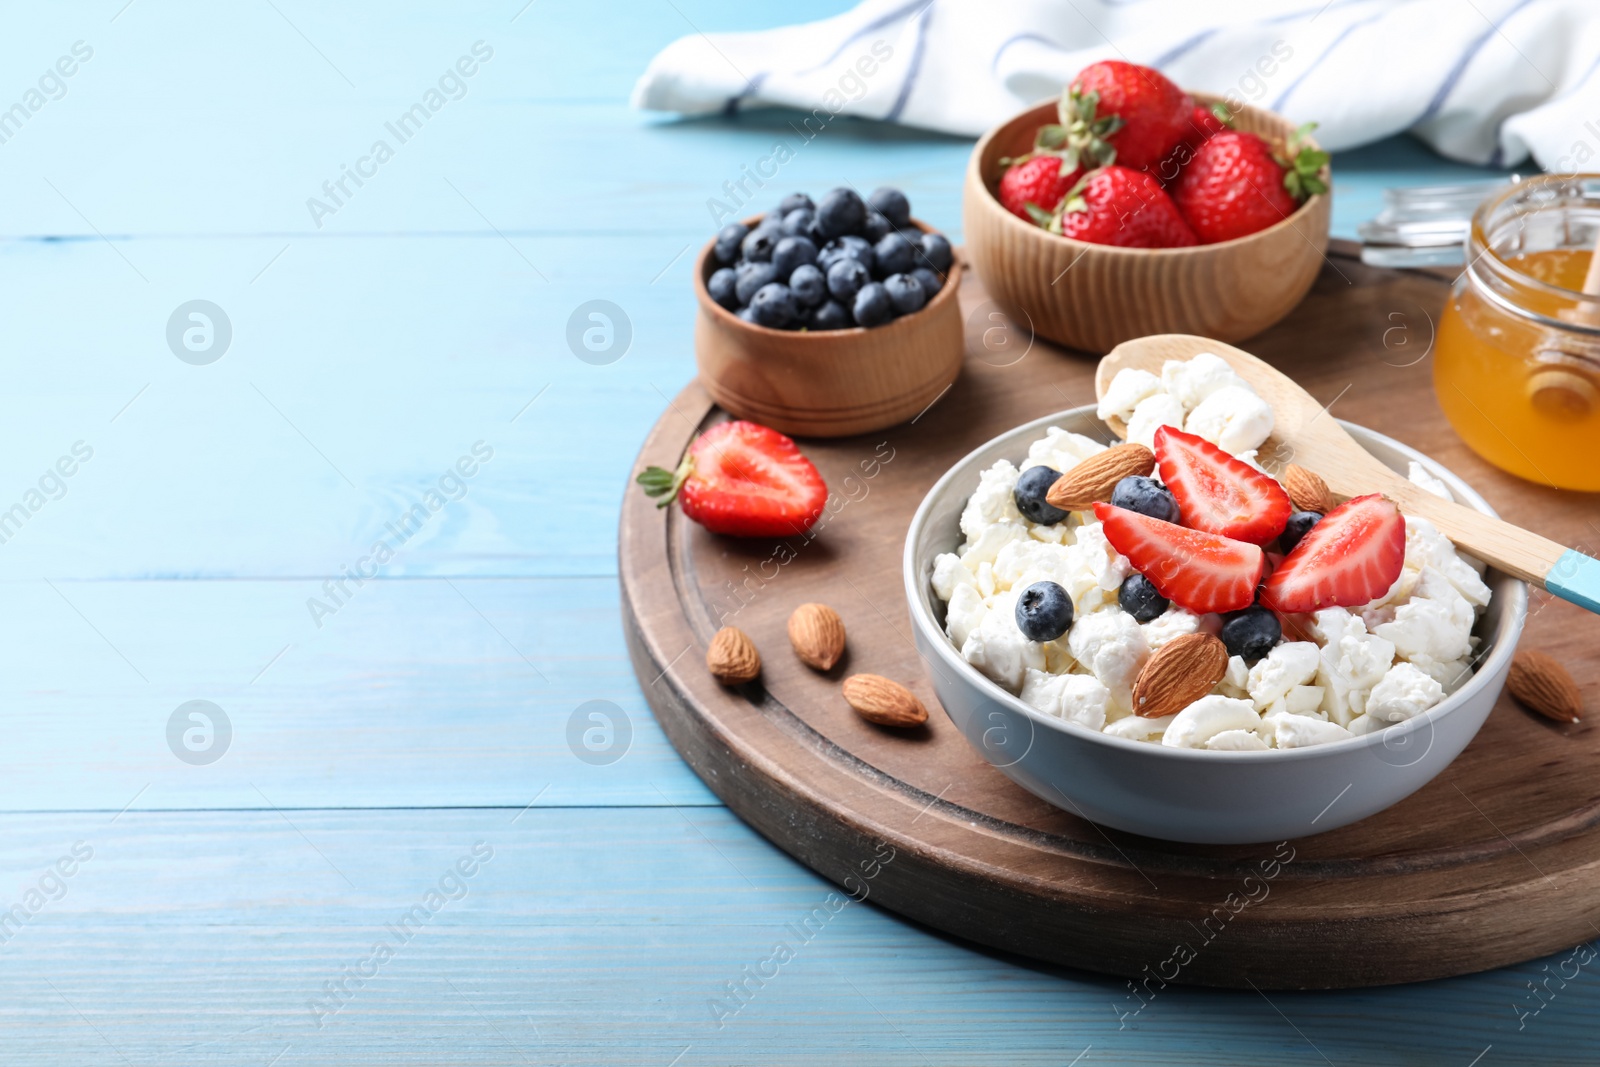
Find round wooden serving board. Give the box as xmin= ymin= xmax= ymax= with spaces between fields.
xmin=620 ymin=241 xmax=1600 ymax=989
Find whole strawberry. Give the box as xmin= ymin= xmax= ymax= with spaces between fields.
xmin=998 ymin=155 xmax=1082 ymax=221
xmin=1063 ymin=61 xmax=1190 ymax=173
xmin=1155 ymin=102 xmax=1235 ymax=185
xmin=1051 ymin=166 xmax=1197 ymax=248
xmin=1179 ymin=101 xmax=1232 ymax=148
xmin=1170 ymin=125 xmax=1329 ymax=244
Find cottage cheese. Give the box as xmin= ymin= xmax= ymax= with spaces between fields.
xmin=1206 ymin=728 xmax=1271 ymax=751
xmin=1067 ymin=608 xmax=1149 ymax=713
xmin=1246 ymin=642 xmax=1321 ymax=710
xmin=931 ymin=356 xmax=1493 ymax=752
xmin=1125 ymin=393 xmax=1188 ymax=450
xmin=1142 ymin=606 xmax=1202 ymax=649
xmin=1096 ymin=368 xmax=1162 ymax=425
xmin=1163 ymin=695 xmax=1264 ymax=748
xmin=1269 ymin=713 xmax=1354 ymax=749
xmin=1161 ymin=351 xmax=1247 ymax=410
xmin=1365 ymin=661 xmax=1446 ymax=722
xmin=1019 ymin=669 xmax=1110 ymax=730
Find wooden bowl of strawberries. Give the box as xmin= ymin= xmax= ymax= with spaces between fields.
xmin=963 ymin=61 xmax=1331 ymax=353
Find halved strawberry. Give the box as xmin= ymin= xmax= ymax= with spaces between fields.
xmin=1154 ymin=425 xmax=1290 ymax=545
xmin=1095 ymin=503 xmax=1264 ymax=614
xmin=637 ymin=420 xmax=827 ymax=538
xmin=1259 ymin=495 xmax=1406 ymax=614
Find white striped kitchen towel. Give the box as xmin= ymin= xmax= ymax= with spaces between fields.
xmin=632 ymin=0 xmax=1600 ymax=170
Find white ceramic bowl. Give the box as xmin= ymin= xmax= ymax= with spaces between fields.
xmin=903 ymin=407 xmax=1527 ymax=844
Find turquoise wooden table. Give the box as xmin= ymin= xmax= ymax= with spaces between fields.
xmin=0 ymin=2 xmax=1585 ymax=1064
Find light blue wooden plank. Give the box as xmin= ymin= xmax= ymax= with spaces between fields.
xmin=0 ymin=577 xmax=713 ymax=810
xmin=0 ymin=807 xmax=1592 ymax=1065
xmin=0 ymin=233 xmax=706 ymax=579
xmin=0 ymin=104 xmax=973 ymax=239
xmin=0 ymin=0 xmax=851 ymax=108
xmin=0 ymin=95 xmax=1490 ymax=242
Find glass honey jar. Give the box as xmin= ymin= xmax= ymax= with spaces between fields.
xmin=1435 ymin=176 xmax=1600 ymax=491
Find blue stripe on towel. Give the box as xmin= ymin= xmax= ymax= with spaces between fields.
xmin=886 ymin=1 xmax=933 ymax=121
xmin=1152 ymin=28 xmax=1219 ymax=70
xmin=793 ymin=0 xmax=931 ymax=76
xmin=1417 ymin=0 xmax=1539 ymax=123
xmin=990 ymin=32 xmax=1064 ymax=74
xmin=1272 ymin=8 xmax=1388 ymax=112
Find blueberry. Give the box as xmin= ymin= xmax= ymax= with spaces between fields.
xmin=772 ymin=235 xmax=817 ymax=277
xmin=788 ymin=263 xmax=827 ymax=308
xmin=818 ymin=235 xmax=873 ymax=273
xmin=862 ymin=209 xmax=892 ymax=244
xmin=749 ymin=283 xmax=798 ymax=329
xmin=872 ymin=232 xmax=916 ymax=277
xmin=1015 ymin=581 xmax=1074 ymax=642
xmin=910 ymin=267 xmax=944 ymax=297
xmin=1110 ymin=476 xmax=1180 ymax=523
xmin=807 ymin=299 xmax=853 ymax=330
xmin=1013 ymin=465 xmax=1068 ymax=525
xmin=883 ymin=273 xmax=926 ymax=315
xmin=1118 ymin=574 xmax=1169 ymax=623
xmin=714 ymin=222 xmax=749 ymax=266
xmin=1279 ymin=511 xmax=1323 ymax=554
xmin=1220 ymin=607 xmax=1281 ymax=662
xmin=734 ymin=260 xmax=779 ymax=304
xmin=868 ymin=187 xmax=912 ymax=228
xmin=736 ymin=306 xmax=759 ymax=324
xmin=708 ymin=267 xmax=740 ymax=310
xmin=815 ymin=187 xmax=867 ymax=239
xmin=918 ymin=232 xmax=953 ymax=273
xmin=740 ymin=228 xmax=776 ymax=263
xmin=852 ymin=282 xmax=894 ymax=327
xmin=751 ymin=215 xmax=784 ymax=244
xmin=826 ymin=258 xmax=871 ymax=304
xmin=777 ymin=192 xmax=814 ymax=216
xmin=780 ymin=208 xmax=814 ymax=237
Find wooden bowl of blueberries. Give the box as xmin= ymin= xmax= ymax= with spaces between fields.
xmin=693 ymin=186 xmax=964 ymax=438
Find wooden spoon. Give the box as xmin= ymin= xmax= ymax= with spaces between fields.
xmin=1095 ymin=333 xmax=1600 ymax=614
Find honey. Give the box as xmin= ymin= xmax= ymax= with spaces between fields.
xmin=1434 ymin=180 xmax=1600 ymax=491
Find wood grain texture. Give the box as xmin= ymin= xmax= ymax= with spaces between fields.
xmin=1097 ymin=333 xmax=1579 ymax=588
xmin=621 ymin=245 xmax=1600 ymax=989
xmin=963 ymin=94 xmax=1330 ymax=352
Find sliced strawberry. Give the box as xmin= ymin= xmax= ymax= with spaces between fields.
xmin=1095 ymin=503 xmax=1264 ymax=614
xmin=1154 ymin=425 xmax=1291 ymax=545
xmin=637 ymin=420 xmax=826 ymax=538
xmin=1259 ymin=495 xmax=1406 ymax=614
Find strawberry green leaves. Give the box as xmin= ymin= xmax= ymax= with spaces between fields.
xmin=1281 ymin=122 xmax=1330 ymax=201
xmin=1055 ymin=87 xmax=1124 ymax=172
xmin=636 ymin=453 xmax=693 ymax=509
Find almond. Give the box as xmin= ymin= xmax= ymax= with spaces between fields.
xmin=1045 ymin=443 xmax=1156 ymax=512
xmin=1282 ymin=464 xmax=1334 ymax=514
xmin=843 ymin=674 xmax=928 ymax=728
xmin=706 ymin=626 xmax=760 ymax=685
xmin=788 ymin=603 xmax=846 ymax=671
xmin=1507 ymin=650 xmax=1582 ymax=723
xmin=1131 ymin=632 xmax=1229 ymax=718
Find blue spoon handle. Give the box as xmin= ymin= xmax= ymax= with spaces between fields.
xmin=1548 ymin=549 xmax=1600 ymax=614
